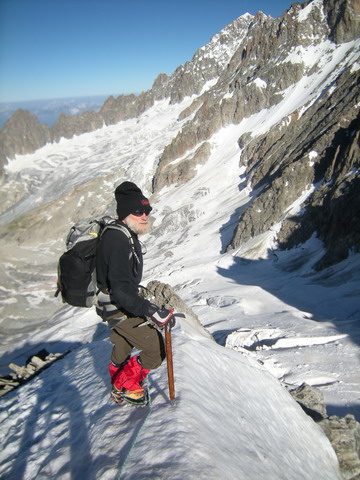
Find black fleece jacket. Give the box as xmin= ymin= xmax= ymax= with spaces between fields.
xmin=96 ymin=221 xmax=155 ymax=317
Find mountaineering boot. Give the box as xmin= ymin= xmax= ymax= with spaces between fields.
xmin=110 ymin=356 xmax=150 ymax=406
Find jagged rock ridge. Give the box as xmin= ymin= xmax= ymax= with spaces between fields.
xmin=152 ymin=0 xmax=360 ymax=268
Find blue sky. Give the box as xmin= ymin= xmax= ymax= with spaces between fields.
xmin=0 ymin=0 xmax=297 ymax=103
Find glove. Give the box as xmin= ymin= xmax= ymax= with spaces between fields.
xmin=150 ymin=308 xmax=176 ymax=329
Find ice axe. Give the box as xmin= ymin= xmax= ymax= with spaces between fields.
xmin=165 ymin=312 xmax=185 ymax=405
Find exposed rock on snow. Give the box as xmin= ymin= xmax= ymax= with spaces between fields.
xmin=290 ymin=383 xmax=328 ymax=420
xmin=0 ymin=348 xmax=68 ymax=396
xmin=152 ymin=141 xmax=212 ymax=191
xmin=290 ymin=383 xmax=360 ymax=480
xmin=141 ymin=280 xmax=214 ymax=342
xmin=319 ymin=415 xmax=360 ymax=480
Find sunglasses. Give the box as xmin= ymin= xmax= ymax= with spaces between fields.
xmin=132 ymin=210 xmax=152 ymax=217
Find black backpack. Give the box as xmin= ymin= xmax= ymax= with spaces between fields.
xmin=55 ymin=216 xmax=134 ymax=308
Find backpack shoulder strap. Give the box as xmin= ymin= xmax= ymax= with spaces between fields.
xmin=101 ymin=223 xmax=140 ymax=265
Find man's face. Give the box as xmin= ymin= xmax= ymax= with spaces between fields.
xmin=124 ymin=211 xmax=151 ymax=235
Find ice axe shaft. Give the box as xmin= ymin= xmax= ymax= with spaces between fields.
xmin=164 ymin=313 xmax=184 ymax=405
xmin=164 ymin=314 xmax=184 ymax=405
xmin=165 ymin=323 xmax=175 ymax=405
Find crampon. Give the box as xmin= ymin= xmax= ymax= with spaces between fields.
xmin=111 ymin=385 xmax=149 ymax=407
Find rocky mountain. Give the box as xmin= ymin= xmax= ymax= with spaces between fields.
xmin=0 ymin=0 xmax=359 ymax=270
xmin=151 ymin=0 xmax=360 ymax=269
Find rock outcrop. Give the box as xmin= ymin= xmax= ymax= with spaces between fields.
xmin=0 ymin=349 xmax=68 ymax=397
xmin=228 ymin=67 xmax=360 ymax=268
xmin=0 ymin=110 xmax=51 ymax=179
xmin=290 ymin=383 xmax=360 ymax=480
xmin=51 ymin=110 xmax=104 ymax=142
xmin=325 ymin=0 xmax=360 ymax=43
xmin=141 ymin=280 xmax=213 ymax=341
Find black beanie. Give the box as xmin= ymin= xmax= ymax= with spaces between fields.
xmin=115 ymin=181 xmax=152 ymax=220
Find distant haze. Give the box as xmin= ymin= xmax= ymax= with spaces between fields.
xmin=0 ymin=95 xmax=109 ymax=130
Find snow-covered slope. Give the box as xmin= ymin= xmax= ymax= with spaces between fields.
xmin=0 ymin=311 xmax=342 ymax=479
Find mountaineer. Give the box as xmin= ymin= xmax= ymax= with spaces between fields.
xmin=96 ymin=181 xmax=176 ymax=406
